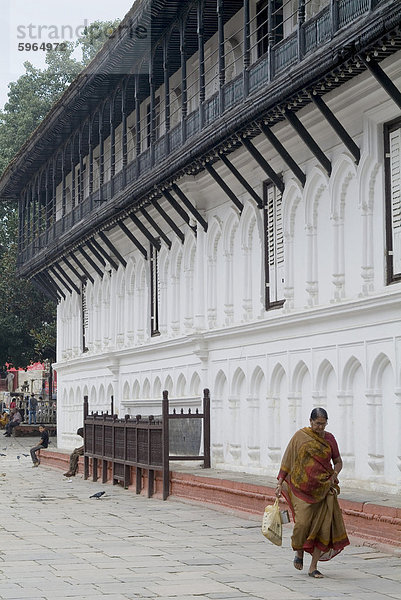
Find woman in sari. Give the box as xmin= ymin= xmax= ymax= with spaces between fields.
xmin=275 ymin=407 xmax=349 ymax=578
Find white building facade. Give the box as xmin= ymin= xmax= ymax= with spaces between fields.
xmin=1 ymin=0 xmax=400 ymax=493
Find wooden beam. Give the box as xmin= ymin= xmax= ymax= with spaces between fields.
xmin=39 ymin=271 xmax=64 ymax=300
xmin=141 ymin=207 xmax=172 ymax=249
xmin=129 ymin=212 xmax=161 ymax=249
xmin=311 ymin=95 xmax=360 ymax=164
xmin=361 ymin=57 xmax=401 ymax=111
xmin=285 ymin=109 xmax=331 ymax=176
xmin=152 ymin=199 xmax=185 ymax=243
xmin=219 ymin=154 xmax=263 ymax=208
xmin=117 ymin=221 xmax=148 ymax=259
xmin=86 ymin=240 xmax=106 ymax=267
xmin=162 ymin=189 xmax=191 ymax=226
xmin=48 ymin=265 xmax=73 ymax=295
xmin=69 ymin=251 xmax=95 ymax=284
xmin=242 ymin=138 xmax=284 ymax=192
xmin=98 ymin=231 xmax=127 ymax=269
xmin=78 ymin=245 xmax=104 ymax=279
xmin=205 ymin=163 xmax=244 ymax=212
xmin=171 ymin=183 xmax=208 ymax=231
xmin=52 ymin=262 xmax=81 ymax=295
xmin=91 ymin=237 xmax=119 ymax=271
xmin=62 ymin=256 xmax=85 ymax=283
xmin=259 ymin=123 xmax=306 ymax=185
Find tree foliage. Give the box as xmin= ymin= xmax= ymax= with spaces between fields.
xmin=0 ymin=19 xmax=120 ymax=368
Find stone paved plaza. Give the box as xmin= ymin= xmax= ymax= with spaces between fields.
xmin=0 ymin=437 xmax=400 ymax=600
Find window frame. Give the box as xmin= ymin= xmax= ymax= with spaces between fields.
xmin=264 ymin=180 xmax=285 ymax=310
xmin=384 ymin=117 xmax=401 ymax=285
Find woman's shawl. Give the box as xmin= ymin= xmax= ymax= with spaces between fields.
xmin=278 ymin=427 xmax=337 ymax=504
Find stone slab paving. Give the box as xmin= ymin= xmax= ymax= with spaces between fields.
xmin=0 ymin=437 xmax=400 ymax=600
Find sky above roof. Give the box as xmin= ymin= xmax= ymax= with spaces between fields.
xmin=0 ymin=0 xmax=134 ymax=110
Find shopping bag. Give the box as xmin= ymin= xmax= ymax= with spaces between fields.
xmin=261 ymin=498 xmax=282 ymax=546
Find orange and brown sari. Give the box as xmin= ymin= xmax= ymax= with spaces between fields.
xmin=278 ymin=427 xmax=349 ymax=560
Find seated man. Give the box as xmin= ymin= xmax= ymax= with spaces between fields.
xmin=4 ymin=408 xmax=22 ymax=436
xmin=30 ymin=425 xmax=49 ymax=467
xmin=64 ymin=427 xmax=84 ymax=477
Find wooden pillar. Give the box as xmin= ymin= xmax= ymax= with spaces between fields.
xmin=121 ymin=80 xmax=128 ymax=186
xmin=135 ymin=74 xmax=141 ymax=160
xmin=78 ymin=129 xmax=84 ymax=205
xmin=45 ymin=164 xmax=51 ymax=229
xmin=163 ymin=36 xmax=170 ymax=154
xmin=110 ymin=94 xmax=116 ymax=183
xmin=267 ymin=0 xmax=274 ymax=80
xmin=71 ymin=138 xmax=76 ymax=210
xmin=88 ymin=118 xmax=94 ymax=196
xmin=99 ymin=104 xmax=105 ymax=201
xmin=297 ymin=0 xmax=306 ymax=61
xmin=180 ymin=18 xmax=188 ymax=143
xmin=243 ymin=0 xmax=250 ymax=97
xmin=149 ymin=53 xmax=156 ymax=165
xmin=218 ymin=0 xmax=225 ymax=114
xmin=61 ymin=146 xmax=66 ymax=217
xmin=18 ymin=194 xmax=25 ymax=253
xmin=52 ymin=155 xmax=56 ymax=223
xmin=197 ymin=0 xmax=206 ymax=128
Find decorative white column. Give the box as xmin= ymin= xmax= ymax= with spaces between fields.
xmin=396 ymin=390 xmax=401 ymax=473
xmin=228 ymin=396 xmax=241 ymax=463
xmin=332 ymin=216 xmax=345 ymax=302
xmin=224 ymin=251 xmax=234 ymax=325
xmin=267 ymin=395 xmax=281 ymax=468
xmin=246 ymin=396 xmax=260 ymax=465
xmin=366 ymin=390 xmax=384 ymax=476
xmin=194 ymin=221 xmax=206 ymax=332
xmin=242 ymin=247 xmax=252 ymax=320
xmin=305 ymin=225 xmax=318 ymax=307
xmin=361 ymin=206 xmax=374 ymax=296
xmin=207 ymin=256 xmax=217 ymax=328
xmin=283 ymin=232 xmax=294 ymax=312
xmin=184 ymin=268 xmax=194 ymax=331
xmin=337 ymin=392 xmax=355 ymax=475
xmin=171 ymin=275 xmax=180 ymax=334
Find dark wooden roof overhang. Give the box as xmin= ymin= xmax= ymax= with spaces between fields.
xmin=14 ymin=2 xmax=401 ymax=284
xmin=0 ymin=0 xmax=243 ymax=200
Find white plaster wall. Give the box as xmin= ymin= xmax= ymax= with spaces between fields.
xmin=53 ymin=55 xmax=401 ymax=495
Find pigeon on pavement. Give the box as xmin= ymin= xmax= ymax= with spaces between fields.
xmin=89 ymin=491 xmax=106 ymax=499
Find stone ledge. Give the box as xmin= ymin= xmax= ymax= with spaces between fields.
xmin=40 ymin=450 xmax=401 ymax=549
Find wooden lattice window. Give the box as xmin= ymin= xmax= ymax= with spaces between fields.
xmin=82 ymin=279 xmax=89 ymax=353
xmin=384 ymin=119 xmax=401 ymax=283
xmin=150 ymin=245 xmax=160 ymax=336
xmin=264 ymin=182 xmax=285 ymax=309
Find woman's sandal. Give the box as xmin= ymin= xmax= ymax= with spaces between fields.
xmin=308 ymin=570 xmax=324 ymax=578
xmin=293 ymin=556 xmax=303 ymax=570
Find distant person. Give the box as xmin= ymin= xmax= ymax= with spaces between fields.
xmin=64 ymin=428 xmax=84 ymax=477
xmin=9 ymin=397 xmax=16 ymax=410
xmin=30 ymin=425 xmax=49 ymax=467
xmin=28 ymin=394 xmax=38 ymax=425
xmin=6 ymin=372 xmax=14 ymax=392
xmin=0 ymin=411 xmax=9 ymax=429
xmin=4 ymin=408 xmax=22 ymax=436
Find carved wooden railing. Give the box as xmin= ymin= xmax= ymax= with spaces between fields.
xmin=83 ymin=389 xmax=210 ymax=500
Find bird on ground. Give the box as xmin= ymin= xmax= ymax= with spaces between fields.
xmin=0 ymin=453 xmax=6 ymax=456
xmin=22 ymin=454 xmax=29 ymax=457
xmin=16 ymin=456 xmax=20 ymax=460
xmin=89 ymin=491 xmax=106 ymax=499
